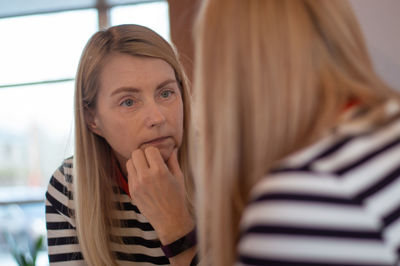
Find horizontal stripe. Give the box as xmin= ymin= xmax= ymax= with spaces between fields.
xmin=110 ymin=235 xmax=161 ymax=248
xmin=355 ymin=165 xmax=400 ymax=203
xmin=334 ymin=137 xmax=400 ymax=176
xmin=118 ymin=219 xmax=154 ymax=231
xmin=383 ymin=204 xmax=400 ymax=228
xmin=110 ymin=227 xmax=159 ymax=240
xmin=111 ymin=210 xmax=149 ymax=223
xmin=114 ymin=252 xmax=169 ymax=265
xmin=313 ymin=118 xmax=400 ymax=174
xmin=64 ymin=173 xmax=73 ymax=183
xmin=241 ymin=202 xmax=379 ymax=231
xmin=274 ymin=136 xmax=356 ymax=174
xmin=46 ymin=213 xmax=72 ymax=223
xmin=48 ymin=236 xmax=78 ymax=246
xmin=238 ymin=255 xmax=393 ymax=266
xmin=63 ymin=160 xmax=73 ymax=169
xmin=110 ymin=242 xmax=164 ymax=258
xmin=366 ymin=177 xmax=400 ymax=220
xmin=46 ymin=203 xmax=60 ymax=214
xmin=49 ymin=252 xmax=83 ymax=262
xmin=384 ymin=219 xmax=400 ymax=248
xmin=48 ymin=244 xmax=82 ymax=255
xmin=274 ymin=133 xmax=348 ymax=171
xmin=115 ymin=202 xmax=141 ymax=213
xmin=46 ymin=221 xmax=75 ymax=230
xmin=253 ymin=192 xmax=359 ymax=205
xmin=47 ymin=228 xmax=77 ymax=238
xmin=46 ymin=191 xmax=74 ymax=217
xmin=114 ymin=193 xmax=135 ymax=203
xmin=49 ymin=260 xmax=86 ymax=266
xmin=250 ymin=172 xmax=347 ymax=198
xmin=56 ymin=159 xmax=73 ymax=181
xmin=50 ymin=176 xmax=73 ymax=200
xmin=306 ymin=136 xmax=355 ymax=165
xmin=243 ymin=225 xmax=382 ymax=240
xmin=238 ymin=235 xmax=395 ymax=263
xmin=341 ymin=145 xmax=400 ymax=199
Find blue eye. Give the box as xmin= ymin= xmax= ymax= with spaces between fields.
xmin=160 ymin=90 xmax=174 ymax=99
xmin=121 ymin=99 xmax=135 ymax=107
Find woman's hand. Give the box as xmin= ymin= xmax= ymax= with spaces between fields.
xmin=126 ymin=146 xmax=194 ymax=245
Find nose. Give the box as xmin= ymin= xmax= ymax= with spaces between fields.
xmin=145 ymin=102 xmax=166 ymax=128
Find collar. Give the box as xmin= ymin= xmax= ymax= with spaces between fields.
xmin=112 ymin=158 xmax=131 ymax=197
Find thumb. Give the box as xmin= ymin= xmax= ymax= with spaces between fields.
xmin=167 ymin=149 xmax=183 ymax=178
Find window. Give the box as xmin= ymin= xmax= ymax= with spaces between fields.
xmin=0 ymin=10 xmax=97 ymax=187
xmin=0 ymin=82 xmax=75 ymax=186
xmin=111 ymin=1 xmax=170 ymax=41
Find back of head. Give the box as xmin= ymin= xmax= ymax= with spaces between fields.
xmin=74 ymin=24 xmax=191 ymax=266
xmin=193 ymin=0 xmax=399 ymax=265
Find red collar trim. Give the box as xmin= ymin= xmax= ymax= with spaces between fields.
xmin=112 ymin=158 xmax=131 ymax=197
xmin=342 ymin=99 xmax=360 ymax=113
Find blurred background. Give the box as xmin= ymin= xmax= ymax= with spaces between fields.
xmin=0 ymin=0 xmax=399 ymax=265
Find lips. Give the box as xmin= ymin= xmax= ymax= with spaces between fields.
xmin=141 ymin=136 xmax=172 ymax=146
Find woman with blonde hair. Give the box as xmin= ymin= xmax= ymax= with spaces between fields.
xmin=45 ymin=24 xmax=197 ymax=265
xmin=193 ymin=0 xmax=400 ymax=265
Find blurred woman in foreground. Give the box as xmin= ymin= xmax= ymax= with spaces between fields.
xmin=193 ymin=0 xmax=400 ymax=265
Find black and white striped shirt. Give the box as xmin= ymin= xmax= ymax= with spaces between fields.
xmin=45 ymin=158 xmax=170 ymax=265
xmin=237 ymin=101 xmax=400 ymax=265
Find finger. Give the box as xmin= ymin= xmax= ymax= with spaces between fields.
xmin=144 ymin=146 xmax=168 ymax=172
xmin=126 ymin=158 xmax=137 ymax=179
xmin=167 ymin=149 xmax=183 ymax=177
xmin=132 ymin=149 xmax=150 ymax=176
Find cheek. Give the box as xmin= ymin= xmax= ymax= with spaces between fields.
xmin=119 ymin=121 xmax=141 ymax=151
xmin=102 ymin=117 xmax=141 ymax=158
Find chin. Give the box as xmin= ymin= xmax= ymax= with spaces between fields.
xmin=159 ymin=147 xmax=173 ymax=162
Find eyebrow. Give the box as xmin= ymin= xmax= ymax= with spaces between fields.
xmin=110 ymin=79 xmax=178 ymax=97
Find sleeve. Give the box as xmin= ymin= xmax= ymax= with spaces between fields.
xmin=45 ymin=158 xmax=86 ymax=265
xmin=235 ymin=172 xmax=398 ymax=266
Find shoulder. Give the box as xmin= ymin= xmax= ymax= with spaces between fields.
xmin=274 ymin=115 xmax=400 ymax=177
xmin=47 ymin=156 xmax=74 ymax=195
xmin=46 ymin=157 xmax=75 ymax=220
xmin=237 ymin=108 xmax=400 ymax=264
xmin=269 ymin=107 xmax=400 ymax=200
xmin=243 ymin=112 xmax=400 ymax=229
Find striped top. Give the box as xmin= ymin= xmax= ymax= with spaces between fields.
xmin=45 ymin=158 xmax=170 ymax=265
xmin=237 ymin=101 xmax=400 ymax=266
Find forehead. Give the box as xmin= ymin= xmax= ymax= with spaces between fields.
xmin=99 ymin=53 xmax=176 ymax=92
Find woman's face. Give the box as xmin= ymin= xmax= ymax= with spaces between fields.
xmin=89 ymin=53 xmax=184 ymax=170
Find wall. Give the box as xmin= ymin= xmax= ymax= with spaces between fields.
xmin=350 ymin=0 xmax=400 ymax=90
xmin=167 ymin=0 xmax=400 ymax=90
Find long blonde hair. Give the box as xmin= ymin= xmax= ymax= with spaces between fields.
xmin=74 ymin=24 xmax=192 ymax=266
xmin=192 ymin=0 xmax=399 ymax=265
